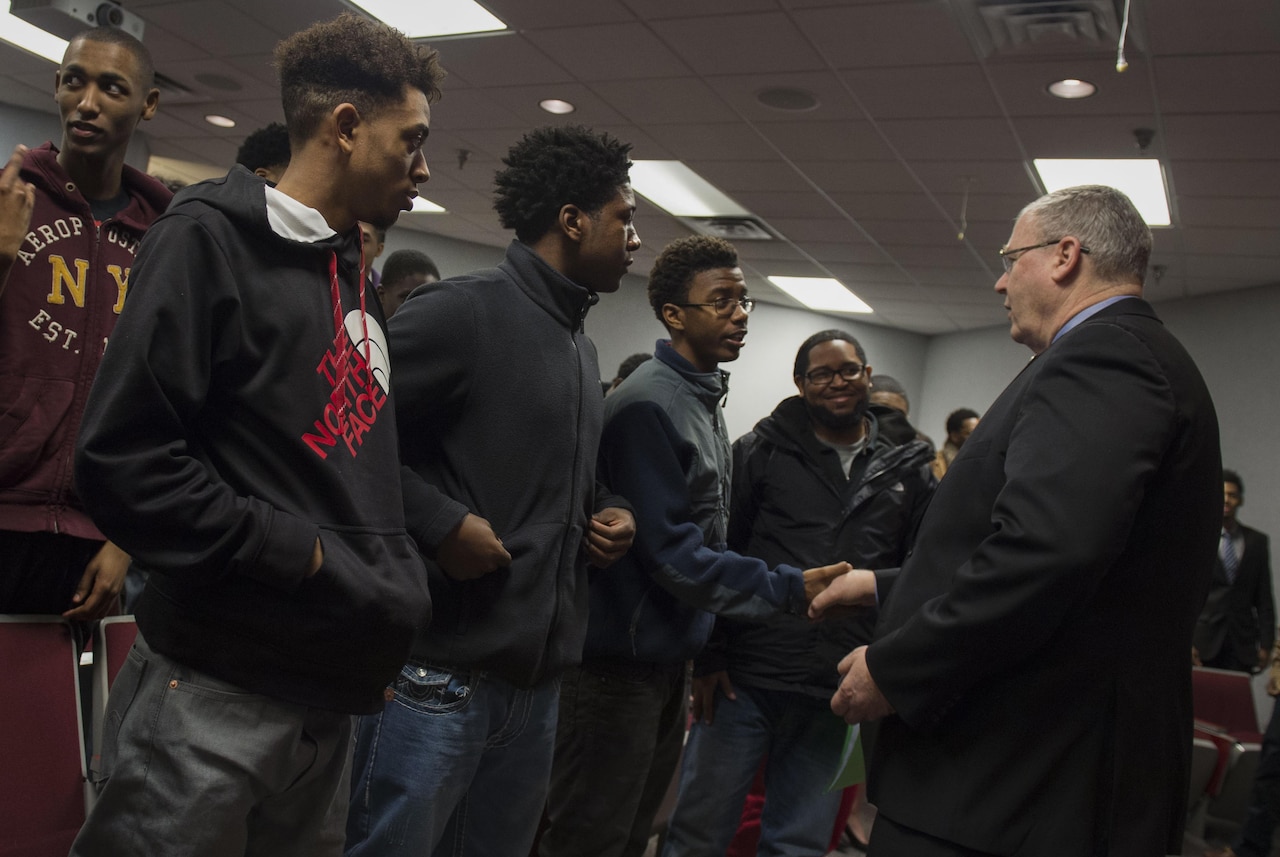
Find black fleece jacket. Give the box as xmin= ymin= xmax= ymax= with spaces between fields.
xmin=75 ymin=166 xmax=431 ymax=714
xmin=696 ymin=398 xmax=935 ymax=697
xmin=390 ymin=240 xmax=628 ymax=688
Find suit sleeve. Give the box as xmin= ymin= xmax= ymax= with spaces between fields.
xmin=1255 ymin=533 xmax=1275 ymax=653
xmin=387 ymin=283 xmax=475 ymax=551
xmin=75 ymin=213 xmax=317 ymax=591
xmin=866 ymin=324 xmax=1180 ymax=725
xmin=599 ymin=401 xmax=806 ymax=617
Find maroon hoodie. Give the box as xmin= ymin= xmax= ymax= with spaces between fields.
xmin=0 ymin=142 xmax=172 ymax=539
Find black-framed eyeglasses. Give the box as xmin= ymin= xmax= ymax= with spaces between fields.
xmin=675 ymin=297 xmax=756 ymax=317
xmin=804 ymin=363 xmax=866 ymax=386
xmin=997 ymin=239 xmax=1090 ymax=273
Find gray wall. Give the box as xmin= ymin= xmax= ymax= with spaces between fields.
xmin=381 ymin=224 xmax=929 ymax=442
xmin=918 ymin=282 xmax=1280 ymax=628
xmin=0 ymin=102 xmax=152 ymax=172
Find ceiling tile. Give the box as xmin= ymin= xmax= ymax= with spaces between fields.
xmin=523 ymin=23 xmax=689 ymax=80
xmin=650 ymin=12 xmax=825 ymax=75
xmin=794 ymin=3 xmax=976 ymax=69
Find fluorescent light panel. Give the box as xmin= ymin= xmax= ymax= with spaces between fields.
xmin=411 ymin=197 xmax=445 ymax=213
xmin=0 ymin=1 xmax=68 ymax=63
xmin=768 ymin=276 xmax=873 ymax=314
xmin=1033 ymin=159 xmax=1171 ymax=226
xmin=630 ymin=160 xmax=749 ymax=218
xmin=349 ymin=0 xmax=506 ymax=38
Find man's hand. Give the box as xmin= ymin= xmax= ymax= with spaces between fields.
xmin=585 ymin=507 xmax=635 ymax=568
xmin=436 ymin=513 xmax=512 ymax=580
xmin=1260 ymin=647 xmax=1269 ymax=671
xmin=0 ymin=144 xmax=34 ymax=293
xmin=305 ymin=537 xmax=324 ymax=577
xmin=831 ymin=645 xmax=894 ymax=724
xmin=63 ymin=540 xmax=129 ymax=621
xmin=1191 ymin=646 xmax=1202 ymax=667
xmin=802 ymin=561 xmax=853 ymax=602
xmin=1268 ymin=645 xmax=1280 ymax=697
xmin=808 ymin=569 xmax=878 ymax=619
xmin=691 ymin=671 xmax=735 ymax=725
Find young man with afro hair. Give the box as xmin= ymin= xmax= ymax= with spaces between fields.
xmin=71 ymin=14 xmax=441 ymax=855
xmin=344 ymin=125 xmax=638 ymax=857
xmin=538 ymin=236 xmax=852 ymax=857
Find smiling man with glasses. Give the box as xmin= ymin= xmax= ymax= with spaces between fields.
xmin=540 ymin=236 xmax=852 ymax=857
xmin=661 ymin=329 xmax=935 ymax=857
xmin=811 ymin=184 xmax=1221 ymax=856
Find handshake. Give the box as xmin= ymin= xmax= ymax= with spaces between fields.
xmin=801 ymin=564 xmax=878 ymax=618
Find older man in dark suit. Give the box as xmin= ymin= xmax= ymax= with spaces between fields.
xmin=812 ymin=185 xmax=1221 ymax=857
xmin=1194 ymin=470 xmax=1275 ymax=673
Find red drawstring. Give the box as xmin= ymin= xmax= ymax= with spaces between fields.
xmin=327 ymin=249 xmax=373 ymax=434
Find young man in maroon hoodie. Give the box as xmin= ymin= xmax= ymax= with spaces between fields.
xmin=0 ymin=26 xmax=169 ymax=621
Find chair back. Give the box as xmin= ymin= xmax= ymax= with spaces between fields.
xmin=0 ymin=616 xmax=87 ymax=857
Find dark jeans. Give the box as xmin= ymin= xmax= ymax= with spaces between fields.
xmin=1234 ymin=698 xmax=1280 ymax=857
xmin=540 ymin=660 xmax=687 ymax=857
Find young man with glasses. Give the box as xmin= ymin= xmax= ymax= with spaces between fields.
xmin=661 ymin=329 xmax=935 ymax=857
xmin=540 ymin=236 xmax=852 ymax=857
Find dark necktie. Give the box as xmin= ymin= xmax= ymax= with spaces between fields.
xmin=1222 ymin=529 xmax=1239 ymax=585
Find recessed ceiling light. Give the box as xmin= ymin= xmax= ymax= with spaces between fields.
xmin=630 ymin=160 xmax=749 ymax=218
xmin=1033 ymin=158 xmax=1171 ymax=226
xmin=411 ymin=197 xmax=446 ymax=213
xmin=539 ymin=98 xmax=576 ymax=115
xmin=0 ymin=2 xmax=68 ymax=63
xmin=350 ymin=0 xmax=506 ymax=38
xmin=756 ymin=87 xmax=819 ymax=112
xmin=1047 ymin=78 xmax=1097 ymax=99
xmin=767 ymin=276 xmax=873 ymax=314
xmin=205 ymin=114 xmax=236 ymax=128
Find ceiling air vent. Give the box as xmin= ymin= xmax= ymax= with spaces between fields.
xmin=960 ymin=0 xmax=1139 ymax=57
xmin=679 ymin=217 xmax=776 ymax=242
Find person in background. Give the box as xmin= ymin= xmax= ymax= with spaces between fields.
xmin=931 ymin=406 xmax=979 ymax=479
xmin=377 ymin=248 xmax=439 ymax=318
xmin=1193 ymin=469 xmax=1274 ymax=673
xmin=235 ymin=121 xmax=291 ymax=184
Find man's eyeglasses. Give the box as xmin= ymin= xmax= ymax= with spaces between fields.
xmin=804 ymin=363 xmax=866 ymax=386
xmin=675 ymin=297 xmax=756 ymax=317
xmin=997 ymin=239 xmax=1090 ymax=273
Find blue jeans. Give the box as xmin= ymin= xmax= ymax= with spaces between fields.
xmin=344 ymin=662 xmax=559 ymax=857
xmin=661 ymin=683 xmax=846 ymax=857
xmin=71 ymin=633 xmax=353 ymax=857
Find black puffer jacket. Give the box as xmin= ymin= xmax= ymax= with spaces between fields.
xmin=695 ymin=397 xmax=934 ymax=698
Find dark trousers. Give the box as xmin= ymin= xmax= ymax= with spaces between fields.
xmin=540 ymin=660 xmax=687 ymax=857
xmin=0 ymin=529 xmax=99 ymax=615
xmin=869 ymin=814 xmax=1002 ymax=857
xmin=1234 ymin=698 xmax=1280 ymax=857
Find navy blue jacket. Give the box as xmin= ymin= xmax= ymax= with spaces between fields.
xmin=583 ymin=342 xmax=806 ymax=665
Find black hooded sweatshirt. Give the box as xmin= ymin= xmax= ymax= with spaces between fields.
xmin=75 ymin=166 xmax=431 ymax=714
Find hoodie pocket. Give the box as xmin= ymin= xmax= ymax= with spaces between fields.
xmin=0 ymin=374 xmax=75 ymax=487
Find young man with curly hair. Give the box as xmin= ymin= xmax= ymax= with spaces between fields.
xmin=538 ymin=237 xmax=852 ymax=857
xmin=70 ymin=14 xmax=441 ymax=856
xmin=235 ymin=121 xmax=291 ymax=183
xmin=343 ymin=125 xmax=638 ymax=857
